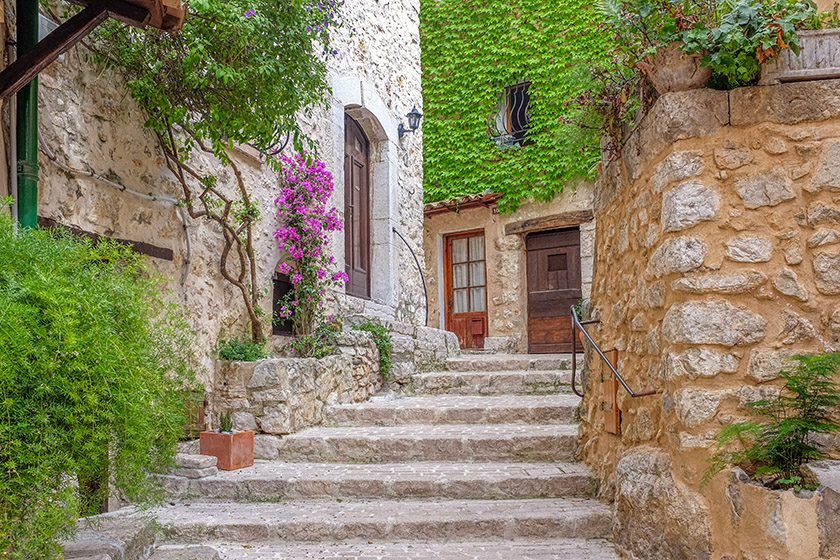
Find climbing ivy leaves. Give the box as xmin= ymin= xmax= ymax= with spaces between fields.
xmin=421 ymin=0 xmax=609 ymax=211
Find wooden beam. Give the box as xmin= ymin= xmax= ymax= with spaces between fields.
xmin=0 ymin=3 xmax=108 ymax=99
xmin=37 ymin=216 xmax=175 ymax=261
xmin=504 ymin=209 xmax=594 ymax=236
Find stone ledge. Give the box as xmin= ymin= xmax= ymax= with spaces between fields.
xmin=731 ymin=79 xmax=840 ymax=126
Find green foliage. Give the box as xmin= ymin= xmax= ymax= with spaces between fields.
xmin=420 ymin=0 xmax=611 ymax=211
xmin=682 ymin=0 xmax=816 ymax=89
xmin=215 ymin=335 xmax=268 ymax=362
xmin=219 ymin=411 xmax=233 ymax=433
xmin=0 ymin=215 xmax=197 ymax=558
xmin=353 ymin=321 xmax=393 ymax=379
xmin=286 ymin=317 xmax=342 ymax=358
xmin=704 ymin=353 xmax=840 ymax=487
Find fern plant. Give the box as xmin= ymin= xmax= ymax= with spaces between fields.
xmin=704 ymin=353 xmax=840 ymax=486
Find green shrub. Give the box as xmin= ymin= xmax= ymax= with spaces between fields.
xmin=215 ymin=335 xmax=268 ymax=361
xmin=354 ymin=321 xmax=393 ymax=379
xmin=0 ymin=214 xmax=197 ymax=558
xmin=704 ymin=352 xmax=840 ymax=487
xmin=286 ymin=317 xmax=342 ymax=359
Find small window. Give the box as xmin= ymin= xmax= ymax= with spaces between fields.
xmin=488 ymin=81 xmax=533 ymax=149
xmin=272 ymin=274 xmax=294 ymax=336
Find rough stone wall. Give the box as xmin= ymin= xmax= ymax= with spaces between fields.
xmin=29 ymin=0 xmax=427 ymax=390
xmin=423 ymin=185 xmax=595 ymax=353
xmin=580 ymin=80 xmax=840 ymax=560
xmin=213 ymin=332 xmax=381 ymax=437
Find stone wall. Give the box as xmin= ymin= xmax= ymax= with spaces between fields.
xmin=580 ymin=80 xmax=840 ymax=559
xmin=213 ymin=332 xmax=381 ymax=443
xmin=423 ymin=186 xmax=596 ymax=353
xmin=25 ymin=0 xmax=428 ymax=391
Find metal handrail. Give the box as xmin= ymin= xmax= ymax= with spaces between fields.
xmin=392 ymin=227 xmax=429 ymax=327
xmin=570 ymin=306 xmax=658 ymax=399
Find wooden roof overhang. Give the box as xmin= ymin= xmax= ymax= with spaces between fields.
xmin=0 ymin=0 xmax=186 ymax=99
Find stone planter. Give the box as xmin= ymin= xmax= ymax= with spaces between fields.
xmin=646 ymin=42 xmax=711 ymax=94
xmin=761 ymin=28 xmax=840 ymax=85
xmin=199 ymin=429 xmax=254 ymax=471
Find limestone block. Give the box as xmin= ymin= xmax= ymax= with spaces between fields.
xmin=734 ymin=169 xmax=795 ymax=209
xmin=730 ymin=79 xmax=840 ymax=126
xmin=661 ymin=180 xmax=720 ymax=232
xmin=802 ymin=461 xmax=840 ymax=494
xmin=738 ymin=385 xmax=780 ymax=407
xmin=747 ymin=348 xmax=798 ymax=383
xmin=808 ymin=228 xmax=840 ymax=248
xmin=814 ymin=251 xmax=840 ymax=295
xmin=614 ymin=446 xmax=713 ymax=560
xmin=259 ymin=405 xmax=291 ymax=434
xmin=662 ymin=301 xmax=766 ymax=346
xmin=725 ymin=235 xmax=773 ymax=263
xmin=175 ymin=453 xmax=217 ymax=469
xmin=247 ymin=360 xmax=286 ymax=389
xmin=173 ymin=466 xmax=218 ymax=479
xmin=253 ymin=434 xmax=282 ymax=460
xmin=780 ymin=309 xmax=817 ymax=345
xmin=232 ymin=411 xmax=258 ymax=431
xmin=764 ymin=137 xmax=789 ymax=154
xmin=808 ymin=139 xmax=840 ymax=193
xmin=785 ymin=243 xmax=804 ymax=265
xmin=674 ymin=388 xmax=729 ymax=427
xmin=651 ymin=151 xmax=704 ymax=193
xmin=677 ymin=432 xmax=716 ymax=451
xmin=671 ymin=270 xmax=766 ymax=294
xmin=646 ymin=237 xmax=707 ymax=278
xmin=666 ymin=348 xmax=739 ymax=379
xmin=831 ymin=307 xmax=840 ymax=342
xmin=808 ymin=203 xmax=840 ymax=226
xmin=714 ymin=145 xmax=753 ymax=169
xmin=774 ymin=268 xmax=809 ymax=301
xmin=647 ymin=281 xmax=665 ymax=307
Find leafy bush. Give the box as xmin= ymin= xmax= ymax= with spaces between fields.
xmin=286 ymin=316 xmax=342 ymax=358
xmin=0 ymin=214 xmax=196 ymax=558
xmin=704 ymin=353 xmax=840 ymax=487
xmin=215 ymin=335 xmax=268 ymax=361
xmin=354 ymin=321 xmax=394 ymax=379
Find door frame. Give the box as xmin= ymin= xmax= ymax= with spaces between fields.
xmin=344 ymin=113 xmax=371 ymax=299
xmin=442 ymin=228 xmax=488 ymax=348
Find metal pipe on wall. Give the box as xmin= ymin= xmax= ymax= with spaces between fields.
xmin=15 ymin=0 xmax=38 ymax=228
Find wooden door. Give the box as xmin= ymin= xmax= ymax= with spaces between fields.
xmin=526 ymin=228 xmax=582 ymax=354
xmin=344 ymin=115 xmax=370 ymax=299
xmin=443 ymin=229 xmax=488 ymax=349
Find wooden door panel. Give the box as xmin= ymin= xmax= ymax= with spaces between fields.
xmin=443 ymin=229 xmax=488 ymax=349
xmin=526 ymin=228 xmax=582 ymax=354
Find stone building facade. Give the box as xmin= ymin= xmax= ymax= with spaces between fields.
xmin=1 ymin=0 xmax=431 ymax=389
xmin=580 ymin=81 xmax=840 ymax=559
xmin=423 ymin=187 xmax=596 ymax=353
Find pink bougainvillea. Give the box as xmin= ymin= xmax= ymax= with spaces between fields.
xmin=274 ymin=153 xmax=347 ymax=339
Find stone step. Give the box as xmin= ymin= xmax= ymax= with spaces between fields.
xmin=326 ymin=394 xmax=581 ymax=426
xmin=411 ymin=370 xmax=573 ymax=396
xmin=63 ymin=516 xmax=155 ymax=560
xmin=211 ymin=538 xmax=621 ymax=559
xmin=148 ymin=545 xmax=221 ymax=560
xmin=161 ymin=460 xmax=593 ymax=501
xmin=276 ymin=424 xmax=578 ymax=463
xmin=151 ymin=498 xmax=613 ymax=544
xmin=445 ymin=353 xmax=577 ymax=372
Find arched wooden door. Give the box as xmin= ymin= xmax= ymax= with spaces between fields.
xmin=344 ymin=114 xmax=371 ymax=299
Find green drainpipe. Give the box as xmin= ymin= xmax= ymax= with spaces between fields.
xmin=16 ymin=0 xmax=38 ymax=228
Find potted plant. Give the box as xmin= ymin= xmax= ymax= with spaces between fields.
xmin=199 ymin=410 xmax=254 ymax=470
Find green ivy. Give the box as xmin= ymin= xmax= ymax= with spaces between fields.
xmin=420 ymin=0 xmax=610 ymax=211
xmin=353 ymin=321 xmax=393 ymax=379
xmin=0 ymin=214 xmax=197 ymax=558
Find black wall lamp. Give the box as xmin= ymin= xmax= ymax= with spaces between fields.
xmin=398 ymin=106 xmax=423 ymax=138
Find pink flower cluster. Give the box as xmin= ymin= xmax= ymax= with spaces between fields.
xmin=273 ymin=153 xmax=347 ymax=321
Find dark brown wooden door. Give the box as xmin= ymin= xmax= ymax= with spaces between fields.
xmin=443 ymin=229 xmax=488 ymax=349
xmin=344 ymin=115 xmax=370 ymax=299
xmin=526 ymin=228 xmax=582 ymax=354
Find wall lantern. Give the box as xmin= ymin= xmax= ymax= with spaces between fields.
xmin=398 ymin=106 xmax=423 ymax=138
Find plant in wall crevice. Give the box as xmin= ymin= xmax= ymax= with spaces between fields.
xmin=354 ymin=320 xmax=394 ymax=379
xmin=703 ymin=352 xmax=840 ymax=488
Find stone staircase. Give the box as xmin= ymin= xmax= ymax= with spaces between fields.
xmin=68 ymin=353 xmax=619 ymax=560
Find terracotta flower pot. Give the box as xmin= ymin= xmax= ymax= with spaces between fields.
xmin=199 ymin=429 xmax=254 ymax=470
xmin=647 ymin=42 xmax=711 ymax=94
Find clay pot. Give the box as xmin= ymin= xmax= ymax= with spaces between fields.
xmin=199 ymin=429 xmax=254 ymax=470
xmin=647 ymin=42 xmax=711 ymax=94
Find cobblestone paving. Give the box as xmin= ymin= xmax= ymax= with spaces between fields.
xmin=161 ymin=460 xmax=592 ymax=500
xmin=213 ymin=538 xmax=620 ymax=559
xmin=326 ymin=394 xmax=580 ymax=425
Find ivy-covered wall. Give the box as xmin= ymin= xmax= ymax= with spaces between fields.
xmin=420 ymin=0 xmax=608 ymax=211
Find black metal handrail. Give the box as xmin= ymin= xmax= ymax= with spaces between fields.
xmin=570 ymin=306 xmax=658 ymax=399
xmin=393 ymin=227 xmax=429 ymax=327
